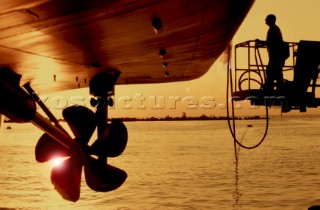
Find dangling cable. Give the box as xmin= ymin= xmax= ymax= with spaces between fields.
xmin=234 ymin=126 xmax=251 ymax=160
xmin=226 ymin=44 xmax=270 ymax=153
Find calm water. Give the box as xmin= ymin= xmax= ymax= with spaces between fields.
xmin=0 ymin=117 xmax=320 ymax=210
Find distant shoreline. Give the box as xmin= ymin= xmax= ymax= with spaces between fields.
xmin=109 ymin=115 xmax=265 ymax=122
xmin=4 ymin=115 xmax=265 ymax=123
xmin=5 ymin=113 xmax=320 ymax=123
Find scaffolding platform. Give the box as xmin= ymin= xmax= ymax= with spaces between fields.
xmin=232 ymin=40 xmax=320 ymax=112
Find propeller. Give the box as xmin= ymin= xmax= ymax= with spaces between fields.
xmin=90 ymin=118 xmax=128 ymax=158
xmin=35 ymin=105 xmax=128 ymax=202
xmin=51 ymin=156 xmax=82 ymax=202
xmin=0 ymin=30 xmax=126 ymax=202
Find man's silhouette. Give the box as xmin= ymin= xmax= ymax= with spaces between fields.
xmin=256 ymin=14 xmax=285 ymax=93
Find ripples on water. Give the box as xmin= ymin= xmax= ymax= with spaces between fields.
xmin=0 ymin=117 xmax=320 ymax=210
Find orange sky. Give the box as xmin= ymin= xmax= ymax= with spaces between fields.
xmin=43 ymin=0 xmax=320 ymax=119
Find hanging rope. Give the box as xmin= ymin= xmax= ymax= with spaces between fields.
xmin=225 ymin=44 xmax=270 ymax=161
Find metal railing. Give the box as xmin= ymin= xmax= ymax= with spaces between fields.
xmin=234 ymin=40 xmax=298 ymax=92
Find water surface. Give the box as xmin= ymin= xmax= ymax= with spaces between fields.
xmin=0 ymin=117 xmax=319 ymax=209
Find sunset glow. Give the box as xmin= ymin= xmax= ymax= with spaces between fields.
xmin=50 ymin=157 xmax=66 ymax=168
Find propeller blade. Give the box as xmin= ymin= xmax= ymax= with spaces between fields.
xmin=62 ymin=105 xmax=96 ymax=144
xmin=90 ymin=119 xmax=128 ymax=157
xmin=84 ymin=157 xmax=127 ymax=192
xmin=51 ymin=156 xmax=83 ymax=202
xmin=35 ymin=133 xmax=71 ymax=163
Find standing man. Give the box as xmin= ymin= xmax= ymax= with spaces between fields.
xmin=256 ymin=14 xmax=285 ymax=93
